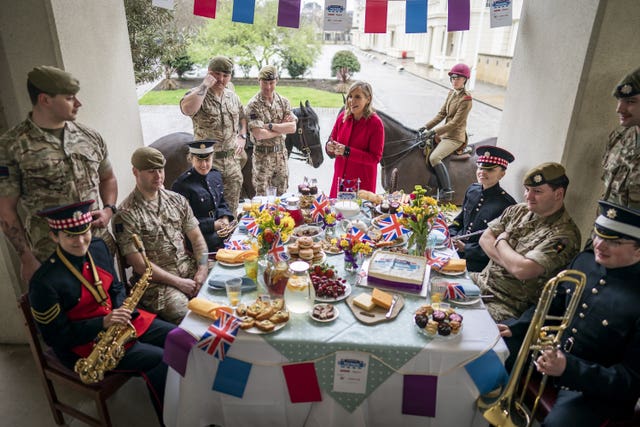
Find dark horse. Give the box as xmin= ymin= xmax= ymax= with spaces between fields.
xmin=376 ymin=109 xmax=497 ymax=206
xmin=151 ymin=100 xmax=323 ymax=197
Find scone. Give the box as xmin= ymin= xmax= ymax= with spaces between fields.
xmin=271 ymin=298 xmax=285 ymax=310
xmin=298 ymin=236 xmax=313 ymax=249
xmin=299 ymin=248 xmax=314 ymax=260
xmin=269 ymin=310 xmax=290 ymax=324
xmin=255 ymin=319 xmax=275 ymax=332
xmin=255 ymin=305 xmax=275 ymax=321
xmin=239 ymin=316 xmax=255 ymax=330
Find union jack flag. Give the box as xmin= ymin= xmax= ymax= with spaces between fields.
xmin=430 ymin=213 xmax=452 ymax=249
xmin=348 ymin=227 xmax=371 ymax=242
xmin=426 ymin=248 xmax=450 ymax=269
xmin=196 ymin=312 xmax=240 ymax=360
xmin=240 ymin=214 xmax=259 ymax=237
xmin=267 ymin=233 xmax=287 ymax=262
xmin=224 ymin=239 xmax=249 ymax=251
xmin=311 ymin=194 xmax=329 ymax=222
xmin=446 ymin=284 xmax=466 ymax=300
xmin=376 ymin=213 xmax=410 ymax=241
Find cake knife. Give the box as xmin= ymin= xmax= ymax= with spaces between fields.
xmin=385 ymin=294 xmax=399 ymax=319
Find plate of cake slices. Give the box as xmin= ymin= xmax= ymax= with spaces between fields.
xmin=413 ymin=303 xmax=463 ymax=340
xmin=235 ymin=298 xmax=290 ymax=334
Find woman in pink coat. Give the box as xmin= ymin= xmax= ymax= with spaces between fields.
xmin=326 ymin=81 xmax=385 ymax=198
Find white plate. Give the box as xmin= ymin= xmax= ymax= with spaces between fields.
xmin=437 ymin=269 xmax=466 ymax=276
xmin=310 ymin=304 xmax=339 ymax=323
xmin=315 ymin=282 xmax=351 ymax=303
xmin=242 ymin=321 xmax=287 ymax=335
xmin=449 ymin=297 xmax=482 ymax=306
xmin=415 ymin=322 xmax=463 ymax=340
xmin=217 ymin=260 xmax=244 ymax=268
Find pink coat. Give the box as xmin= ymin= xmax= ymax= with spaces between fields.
xmin=329 ymin=111 xmax=385 ymax=198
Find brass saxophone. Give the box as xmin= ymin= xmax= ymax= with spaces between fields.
xmin=74 ymin=235 xmax=152 ymax=384
xmin=477 ymin=269 xmax=586 ymax=427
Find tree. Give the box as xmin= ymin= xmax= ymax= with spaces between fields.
xmin=170 ymin=55 xmax=195 ymax=79
xmin=188 ymin=0 xmax=320 ymax=76
xmin=331 ymin=50 xmax=361 ymax=84
xmin=124 ymin=0 xmax=200 ymax=84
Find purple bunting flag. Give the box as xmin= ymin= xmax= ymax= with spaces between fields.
xmin=277 ymin=0 xmax=301 ymax=28
xmin=447 ymin=0 xmax=470 ymax=31
xmin=402 ymin=374 xmax=438 ymax=417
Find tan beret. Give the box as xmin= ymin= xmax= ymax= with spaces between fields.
xmin=612 ymin=66 xmax=640 ymax=98
xmin=523 ymin=162 xmax=567 ymax=187
xmin=258 ymin=65 xmax=278 ymax=81
xmin=131 ymin=147 xmax=166 ymax=170
xmin=28 ymin=65 xmax=80 ymax=95
xmin=208 ymin=56 xmax=233 ymax=74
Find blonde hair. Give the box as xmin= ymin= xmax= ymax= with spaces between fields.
xmin=343 ymin=81 xmax=375 ymax=122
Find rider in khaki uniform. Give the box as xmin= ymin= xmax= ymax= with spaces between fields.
xmin=601 ymin=66 xmax=640 ymax=209
xmin=245 ymin=65 xmax=297 ymax=196
xmin=420 ymin=63 xmax=473 ymax=200
xmin=0 ymin=66 xmax=118 ymax=283
xmin=113 ymin=147 xmax=208 ymax=324
xmin=472 ymin=162 xmax=581 ymax=322
xmin=180 ymin=56 xmax=247 ymax=215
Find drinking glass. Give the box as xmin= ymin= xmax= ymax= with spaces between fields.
xmin=225 ymin=277 xmax=242 ymax=308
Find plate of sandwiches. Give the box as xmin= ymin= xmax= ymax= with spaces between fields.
xmin=235 ymin=297 xmax=290 ymax=334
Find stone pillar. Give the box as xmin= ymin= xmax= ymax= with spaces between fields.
xmin=497 ymin=0 xmax=640 ymax=242
xmin=0 ymin=0 xmax=142 ymax=342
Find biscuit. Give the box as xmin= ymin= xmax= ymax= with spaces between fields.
xmin=269 ymin=310 xmax=290 ymax=324
xmin=299 ymin=248 xmax=314 ymax=260
xmin=311 ymin=242 xmax=321 ymax=252
xmin=298 ymin=236 xmax=313 ymax=248
xmin=255 ymin=305 xmax=275 ymax=321
xmin=287 ymin=243 xmax=299 ymax=255
xmin=255 ymin=320 xmax=275 ymax=332
xmin=239 ymin=316 xmax=255 ymax=329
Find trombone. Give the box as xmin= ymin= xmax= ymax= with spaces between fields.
xmin=477 ymin=269 xmax=586 ymax=427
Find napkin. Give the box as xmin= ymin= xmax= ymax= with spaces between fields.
xmin=187 ymin=298 xmax=230 ymax=320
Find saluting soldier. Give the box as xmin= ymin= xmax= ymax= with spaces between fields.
xmin=449 ymin=145 xmax=517 ymax=272
xmin=171 ymin=140 xmax=235 ymax=252
xmin=28 ymin=200 xmax=174 ymax=423
xmin=245 ymin=65 xmax=297 ymax=196
xmin=180 ymin=56 xmax=247 ymax=215
xmin=473 ymin=162 xmax=582 ymax=322
xmin=499 ymin=201 xmax=640 ymax=427
xmin=602 ymin=66 xmax=640 ymax=209
xmin=0 ymin=66 xmax=118 ymax=283
xmin=114 ymin=147 xmax=209 ymax=324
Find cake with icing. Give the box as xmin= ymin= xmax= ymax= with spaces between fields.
xmin=367 ymin=251 xmax=427 ymax=293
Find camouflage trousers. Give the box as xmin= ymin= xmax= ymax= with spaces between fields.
xmin=139 ymin=282 xmax=189 ymax=325
xmin=252 ymin=151 xmax=289 ymax=196
xmin=213 ymin=155 xmax=244 ymax=216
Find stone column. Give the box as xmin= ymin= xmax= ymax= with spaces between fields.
xmin=0 ymin=0 xmax=142 ymax=342
xmin=497 ymin=0 xmax=640 ymax=241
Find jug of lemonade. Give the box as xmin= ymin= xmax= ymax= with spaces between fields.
xmin=284 ymin=261 xmax=315 ymax=314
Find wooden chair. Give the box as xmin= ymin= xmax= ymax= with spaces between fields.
xmin=18 ymin=293 xmax=131 ymax=427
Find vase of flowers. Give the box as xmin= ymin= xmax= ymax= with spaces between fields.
xmin=337 ymin=233 xmax=373 ymax=273
xmin=399 ymin=185 xmax=453 ymax=257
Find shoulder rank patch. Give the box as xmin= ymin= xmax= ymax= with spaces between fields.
xmin=463 ymin=95 xmax=472 ymax=101
xmin=554 ymin=238 xmax=569 ymax=254
xmin=250 ymin=113 xmax=258 ymax=120
xmin=0 ymin=166 xmax=9 ymax=178
xmin=114 ymin=222 xmax=123 ymax=234
xmin=31 ymin=304 xmax=61 ymax=325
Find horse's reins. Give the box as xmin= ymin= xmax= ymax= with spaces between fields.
xmin=289 ymin=115 xmax=313 ymax=165
xmin=380 ymin=132 xmax=429 ymax=168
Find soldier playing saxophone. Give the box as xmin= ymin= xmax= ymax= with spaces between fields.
xmin=28 ymin=200 xmax=175 ymax=424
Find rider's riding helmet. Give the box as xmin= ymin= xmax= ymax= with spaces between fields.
xmin=448 ymin=63 xmax=471 ymax=80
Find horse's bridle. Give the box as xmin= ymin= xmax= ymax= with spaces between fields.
xmin=380 ymin=131 xmax=430 ymax=168
xmin=289 ymin=115 xmax=314 ymax=165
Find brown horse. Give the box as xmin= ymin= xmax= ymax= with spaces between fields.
xmin=150 ymin=100 xmax=323 ymax=195
xmin=376 ymin=110 xmax=497 ymax=206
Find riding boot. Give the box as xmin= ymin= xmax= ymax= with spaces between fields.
xmin=433 ymin=163 xmax=454 ymax=202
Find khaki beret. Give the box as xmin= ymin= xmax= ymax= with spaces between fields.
xmin=258 ymin=65 xmax=278 ymax=81
xmin=28 ymin=65 xmax=80 ymax=95
xmin=523 ymin=162 xmax=567 ymax=187
xmin=208 ymin=56 xmax=233 ymax=74
xmin=612 ymin=66 xmax=640 ymax=98
xmin=131 ymin=147 xmax=166 ymax=170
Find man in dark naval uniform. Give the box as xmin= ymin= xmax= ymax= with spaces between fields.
xmin=498 ymin=201 xmax=640 ymax=427
xmin=449 ymin=145 xmax=516 ymax=272
xmin=171 ymin=140 xmax=235 ymax=252
xmin=28 ymin=200 xmax=175 ymax=423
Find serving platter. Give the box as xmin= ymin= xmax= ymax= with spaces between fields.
xmin=345 ymin=293 xmax=404 ymax=325
xmin=315 ymin=283 xmax=351 ymax=303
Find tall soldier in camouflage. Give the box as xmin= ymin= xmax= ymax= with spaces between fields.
xmin=245 ymin=65 xmax=297 ymax=196
xmin=113 ymin=147 xmax=209 ymax=324
xmin=0 ymin=66 xmax=118 ymax=284
xmin=601 ymin=66 xmax=640 ymax=209
xmin=472 ymin=162 xmax=581 ymax=322
xmin=180 ymin=56 xmax=247 ymax=215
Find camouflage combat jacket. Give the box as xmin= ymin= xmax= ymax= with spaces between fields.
xmin=425 ymin=88 xmax=472 ymax=143
xmin=602 ymin=125 xmax=640 ymax=209
xmin=113 ymin=188 xmax=199 ymax=277
xmin=473 ymin=203 xmax=581 ymax=322
xmin=187 ymin=88 xmax=245 ymax=150
xmin=245 ymin=92 xmax=295 ymax=147
xmin=0 ymin=115 xmax=111 ymax=260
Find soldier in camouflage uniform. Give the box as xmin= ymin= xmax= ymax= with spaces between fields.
xmin=245 ymin=65 xmax=297 ymax=196
xmin=601 ymin=66 xmax=640 ymax=209
xmin=0 ymin=66 xmax=118 ymax=284
xmin=180 ymin=56 xmax=247 ymax=215
xmin=472 ymin=162 xmax=581 ymax=322
xmin=113 ymin=147 xmax=209 ymax=324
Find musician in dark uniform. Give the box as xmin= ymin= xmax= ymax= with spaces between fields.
xmin=449 ymin=145 xmax=516 ymax=272
xmin=171 ymin=140 xmax=235 ymax=252
xmin=28 ymin=200 xmax=175 ymax=423
xmin=499 ymin=201 xmax=640 ymax=427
